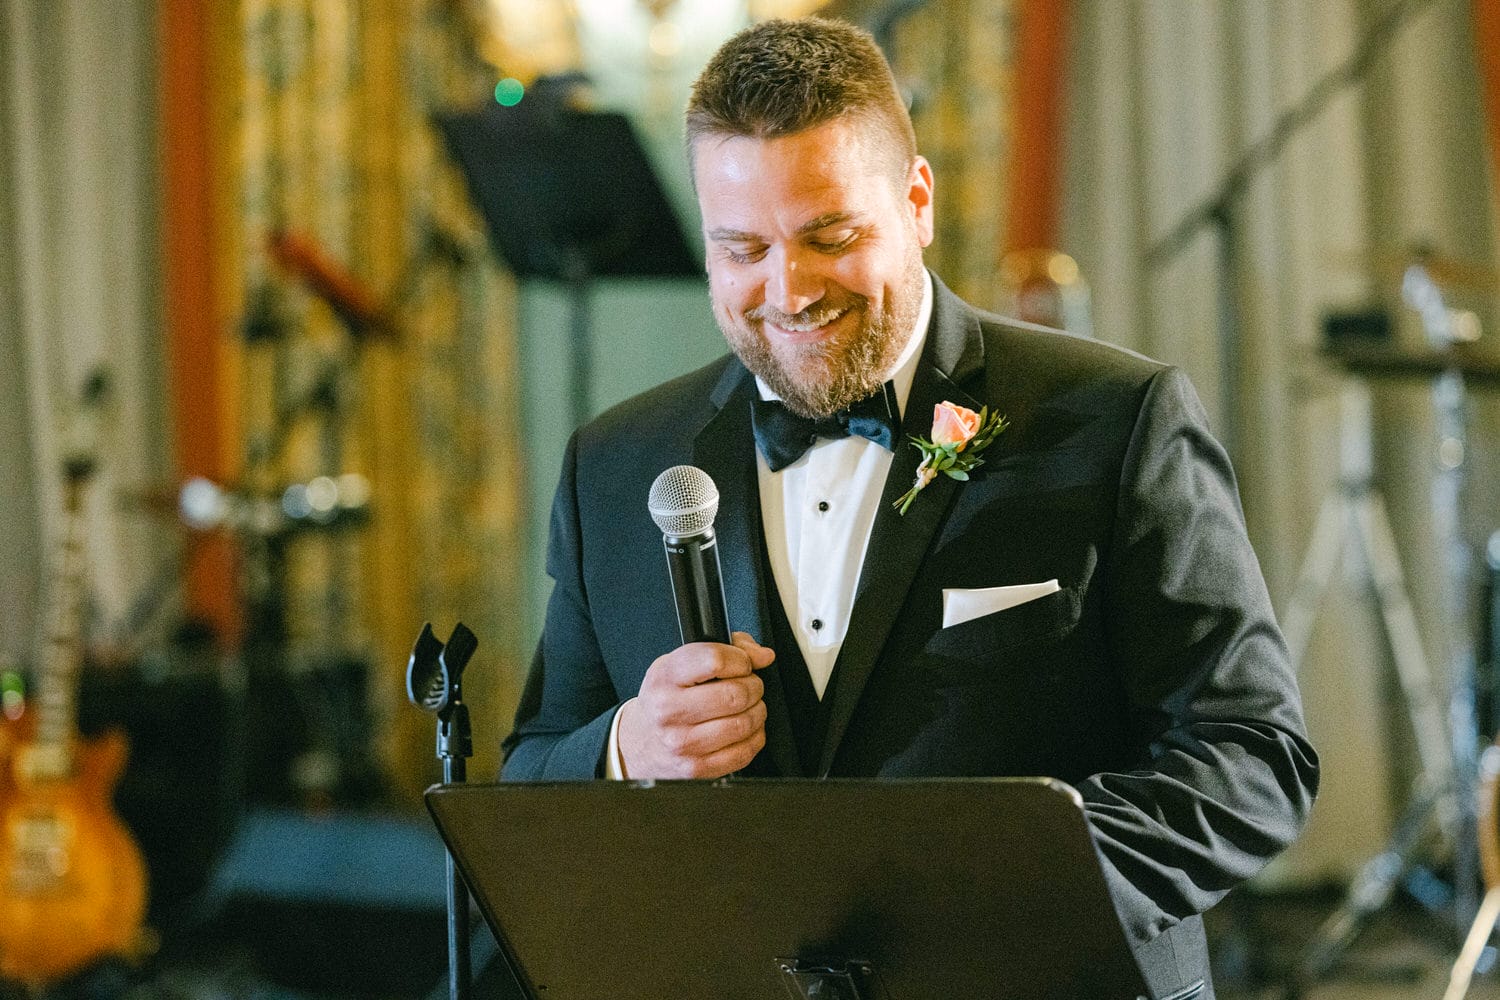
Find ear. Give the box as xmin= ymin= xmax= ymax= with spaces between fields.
xmin=906 ymin=155 xmax=935 ymax=247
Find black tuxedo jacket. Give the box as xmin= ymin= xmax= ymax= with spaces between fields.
xmin=502 ymin=274 xmax=1318 ymax=998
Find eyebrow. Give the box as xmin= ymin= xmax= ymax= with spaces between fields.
xmin=706 ymin=211 xmax=862 ymax=244
xmin=794 ymin=211 xmax=859 ymax=236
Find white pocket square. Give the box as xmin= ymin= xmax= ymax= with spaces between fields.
xmin=941 ymin=580 xmax=1061 ymax=629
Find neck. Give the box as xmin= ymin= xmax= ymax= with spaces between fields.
xmin=27 ymin=480 xmax=89 ymax=780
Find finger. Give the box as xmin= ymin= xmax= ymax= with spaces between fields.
xmin=690 ymin=724 xmax=768 ymax=779
xmin=648 ymin=642 xmax=749 ymax=688
xmin=687 ymin=701 xmax=768 ymax=755
xmin=661 ymin=674 xmax=763 ymax=726
xmin=672 ymin=700 xmax=768 ymax=757
xmin=731 ymin=631 xmax=776 ymax=669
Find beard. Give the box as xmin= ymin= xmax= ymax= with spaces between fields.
xmin=715 ymin=246 xmax=925 ymax=420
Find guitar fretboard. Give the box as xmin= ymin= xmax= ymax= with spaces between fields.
xmin=28 ymin=479 xmax=88 ymax=781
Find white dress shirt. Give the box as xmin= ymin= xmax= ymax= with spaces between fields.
xmin=607 ymin=271 xmax=934 ymax=776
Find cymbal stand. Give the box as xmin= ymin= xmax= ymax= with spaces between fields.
xmin=1291 ymin=261 xmax=1485 ymax=987
xmin=1286 ymin=380 xmax=1457 ymax=985
xmin=1409 ymin=258 xmax=1484 ymax=937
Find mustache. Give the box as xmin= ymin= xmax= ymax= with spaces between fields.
xmin=747 ymin=297 xmax=864 ymax=331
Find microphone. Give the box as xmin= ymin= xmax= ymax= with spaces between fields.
xmin=648 ymin=466 xmax=731 ymax=646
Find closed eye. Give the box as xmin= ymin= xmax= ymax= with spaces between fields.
xmin=810 ymin=233 xmax=858 ymax=253
xmin=719 ymin=245 xmax=767 ymax=264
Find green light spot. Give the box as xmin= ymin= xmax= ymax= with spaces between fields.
xmin=2 ymin=671 xmax=23 ymax=721
xmin=495 ymin=78 xmax=525 ymax=107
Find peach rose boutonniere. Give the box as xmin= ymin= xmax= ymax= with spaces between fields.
xmin=893 ymin=400 xmax=1008 ymax=515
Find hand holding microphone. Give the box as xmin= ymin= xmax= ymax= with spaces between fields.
xmin=614 ymin=466 xmax=773 ymax=779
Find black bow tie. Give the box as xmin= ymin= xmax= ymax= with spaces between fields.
xmin=751 ymin=383 xmax=901 ymax=472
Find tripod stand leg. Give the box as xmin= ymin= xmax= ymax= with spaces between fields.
xmin=1358 ymin=492 xmax=1455 ymax=806
xmin=1280 ymin=489 xmax=1349 ymax=674
xmin=1290 ymin=492 xmax=1461 ymax=986
xmin=1443 ymin=885 xmax=1500 ymax=1000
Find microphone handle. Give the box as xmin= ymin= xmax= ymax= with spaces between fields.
xmin=663 ymin=528 xmax=732 ymax=645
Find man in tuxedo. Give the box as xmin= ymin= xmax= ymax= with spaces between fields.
xmin=502 ymin=17 xmax=1317 ymax=999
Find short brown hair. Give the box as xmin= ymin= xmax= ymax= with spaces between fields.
xmin=685 ymin=17 xmax=916 ymax=180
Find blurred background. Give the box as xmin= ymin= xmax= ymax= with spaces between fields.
xmin=2 ymin=0 xmax=1499 ymax=997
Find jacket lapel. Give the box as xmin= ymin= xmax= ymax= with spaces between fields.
xmin=817 ymin=275 xmax=987 ymax=775
xmin=693 ymin=361 xmax=804 ymax=777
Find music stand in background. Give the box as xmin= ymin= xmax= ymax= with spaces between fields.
xmin=435 ymin=81 xmax=699 ymax=429
xmin=426 ymin=777 xmax=1155 ymax=1000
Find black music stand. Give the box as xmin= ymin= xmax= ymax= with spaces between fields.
xmin=434 ymin=84 xmax=699 ymax=428
xmin=425 ymin=777 xmax=1153 ymax=1000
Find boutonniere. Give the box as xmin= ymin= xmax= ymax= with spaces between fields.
xmin=893 ymin=400 xmax=1008 ymax=515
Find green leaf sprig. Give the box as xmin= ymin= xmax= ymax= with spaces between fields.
xmin=892 ymin=406 xmax=1008 ymax=515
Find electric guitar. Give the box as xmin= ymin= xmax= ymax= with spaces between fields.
xmin=0 ymin=375 xmax=148 ymax=985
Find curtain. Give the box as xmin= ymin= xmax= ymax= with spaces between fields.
xmin=0 ymin=0 xmax=173 ymax=679
xmin=1063 ymin=0 xmax=1500 ymax=880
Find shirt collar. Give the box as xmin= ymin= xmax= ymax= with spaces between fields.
xmin=754 ymin=268 xmax=934 ymax=419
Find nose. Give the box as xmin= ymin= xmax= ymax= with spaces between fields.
xmin=764 ymin=246 xmax=823 ymax=317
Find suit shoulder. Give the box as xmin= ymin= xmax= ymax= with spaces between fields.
xmin=964 ymin=309 xmax=1180 ymax=455
xmin=976 ymin=310 xmax=1166 ymax=390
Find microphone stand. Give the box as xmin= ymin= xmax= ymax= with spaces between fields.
xmin=408 ymin=622 xmax=478 ymax=1000
xmin=1143 ymin=0 xmax=1434 ymax=459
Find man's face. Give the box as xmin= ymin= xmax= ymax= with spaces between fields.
xmin=693 ymin=117 xmax=934 ymax=418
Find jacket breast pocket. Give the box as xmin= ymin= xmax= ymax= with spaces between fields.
xmin=922 ymin=585 xmax=1082 ymax=682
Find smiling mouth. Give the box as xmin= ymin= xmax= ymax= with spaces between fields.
xmin=762 ymin=308 xmax=848 ymax=339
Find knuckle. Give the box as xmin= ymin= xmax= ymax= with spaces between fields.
xmin=718 ymin=647 xmax=748 ymax=678
xmin=705 ymin=683 xmax=730 ymax=716
xmin=731 ymin=713 xmax=753 ymax=741
xmin=648 ymin=652 xmax=678 ymax=683
xmin=725 ymin=683 xmax=747 ymax=715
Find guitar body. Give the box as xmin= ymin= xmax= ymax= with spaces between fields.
xmin=0 ymin=718 xmax=148 ymax=985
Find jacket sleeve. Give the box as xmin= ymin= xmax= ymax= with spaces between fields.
xmin=501 ymin=433 xmax=620 ymax=779
xmin=1080 ymin=365 xmax=1320 ymax=945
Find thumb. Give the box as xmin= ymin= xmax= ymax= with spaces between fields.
xmin=730 ymin=630 xmax=776 ymax=669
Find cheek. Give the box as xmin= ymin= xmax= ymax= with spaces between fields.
xmin=709 ymin=269 xmax=753 ymax=313
xmin=827 ymin=255 xmax=886 ymax=304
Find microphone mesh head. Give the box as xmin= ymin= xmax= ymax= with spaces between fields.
xmin=648 ymin=465 xmax=719 ymax=536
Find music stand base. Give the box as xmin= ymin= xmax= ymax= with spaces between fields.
xmin=776 ymin=959 xmax=881 ymax=1000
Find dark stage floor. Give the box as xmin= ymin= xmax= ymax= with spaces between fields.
xmin=1207 ymin=885 xmax=1500 ymax=1000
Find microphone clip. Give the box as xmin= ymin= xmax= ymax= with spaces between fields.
xmin=407 ymin=622 xmax=477 ymax=765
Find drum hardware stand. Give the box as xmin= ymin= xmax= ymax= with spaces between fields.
xmin=1289 ymin=260 xmax=1486 ymax=991
xmin=1283 ymin=383 xmax=1457 ymax=988
xmin=408 ymin=622 xmax=478 ymax=1000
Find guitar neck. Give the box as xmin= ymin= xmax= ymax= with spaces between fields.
xmin=28 ymin=480 xmax=89 ymax=779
